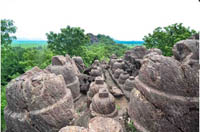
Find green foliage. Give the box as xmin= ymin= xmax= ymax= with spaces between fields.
xmin=127 ymin=120 xmax=137 ymax=132
xmin=19 ymin=47 xmax=54 ymax=71
xmin=1 ymin=19 xmax=17 ymax=45
xmin=143 ymin=23 xmax=197 ymax=56
xmin=1 ymin=46 xmax=26 ymax=85
xmin=1 ymin=85 xmax=7 ymax=131
xmin=78 ymin=43 xmax=129 ymax=67
xmin=97 ymin=34 xmax=115 ymax=44
xmin=46 ymin=26 xmax=90 ymax=56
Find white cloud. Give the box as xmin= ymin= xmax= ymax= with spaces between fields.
xmin=1 ymin=0 xmax=200 ymax=40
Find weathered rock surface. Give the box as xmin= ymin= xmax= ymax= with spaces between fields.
xmin=46 ymin=65 xmax=80 ymax=100
xmin=129 ymin=88 xmax=182 ymax=132
xmin=87 ymin=76 xmax=107 ymax=99
xmin=88 ymin=117 xmax=123 ymax=132
xmin=59 ymin=126 xmax=88 ymax=132
xmin=172 ymin=39 xmax=199 ymax=71
xmin=46 ymin=55 xmax=81 ymax=100
xmin=110 ymin=86 xmax=123 ymax=97
xmin=5 ymin=67 xmax=75 ymax=132
xmin=78 ymin=74 xmax=94 ymax=94
xmin=52 ymin=55 xmax=67 ymax=66
xmin=129 ymin=53 xmax=199 ymax=132
xmin=90 ymin=88 xmax=117 ymax=117
xmin=73 ymin=56 xmax=86 ymax=73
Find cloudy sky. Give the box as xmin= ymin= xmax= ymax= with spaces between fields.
xmin=1 ymin=0 xmax=199 ymax=40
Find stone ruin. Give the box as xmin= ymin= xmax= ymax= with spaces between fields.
xmin=4 ymin=36 xmax=199 ymax=132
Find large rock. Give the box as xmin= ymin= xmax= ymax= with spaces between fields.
xmin=72 ymin=56 xmax=86 ymax=73
xmin=127 ymin=46 xmax=147 ymax=59
xmin=129 ymin=89 xmax=181 ymax=132
xmin=46 ymin=65 xmax=80 ymax=100
xmin=172 ymin=39 xmax=199 ymax=71
xmin=173 ymin=39 xmax=199 ymax=62
xmin=129 ymin=54 xmax=199 ymax=132
xmin=47 ymin=55 xmax=81 ymax=100
xmin=4 ymin=67 xmax=75 ymax=132
xmin=88 ymin=117 xmax=123 ymax=132
xmin=78 ymin=74 xmax=94 ymax=94
xmin=59 ymin=126 xmax=88 ymax=132
xmin=90 ymin=88 xmax=118 ymax=117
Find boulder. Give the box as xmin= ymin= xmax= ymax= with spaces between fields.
xmin=46 ymin=65 xmax=80 ymax=100
xmin=52 ymin=55 xmax=67 ymax=66
xmin=4 ymin=67 xmax=75 ymax=132
xmin=88 ymin=117 xmax=123 ymax=132
xmin=128 ymin=46 xmax=147 ymax=59
xmin=173 ymin=39 xmax=199 ymax=62
xmin=78 ymin=74 xmax=94 ymax=94
xmin=59 ymin=126 xmax=88 ymax=132
xmin=90 ymin=88 xmax=118 ymax=117
xmin=110 ymin=86 xmax=123 ymax=97
xmin=72 ymin=56 xmax=86 ymax=73
xmin=129 ymin=54 xmax=199 ymax=132
xmin=173 ymin=39 xmax=199 ymax=72
xmin=146 ymin=48 xmax=162 ymax=55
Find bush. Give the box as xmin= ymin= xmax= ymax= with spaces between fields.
xmin=143 ymin=23 xmax=197 ymax=56
xmin=46 ymin=26 xmax=90 ymax=56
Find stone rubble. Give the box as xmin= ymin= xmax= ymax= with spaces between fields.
xmin=4 ymin=35 xmax=199 ymax=132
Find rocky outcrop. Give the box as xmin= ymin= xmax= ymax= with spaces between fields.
xmin=129 ymin=45 xmax=199 ymax=131
xmin=46 ymin=55 xmax=81 ymax=100
xmin=172 ymin=39 xmax=199 ymax=71
xmin=4 ymin=67 xmax=75 ymax=132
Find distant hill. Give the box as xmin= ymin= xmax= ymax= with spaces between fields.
xmin=12 ymin=40 xmax=47 ymax=44
xmin=113 ymin=40 xmax=144 ymax=44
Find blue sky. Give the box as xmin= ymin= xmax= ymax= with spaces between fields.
xmin=1 ymin=0 xmax=200 ymax=40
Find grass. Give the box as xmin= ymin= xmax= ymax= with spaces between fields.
xmin=127 ymin=120 xmax=137 ymax=132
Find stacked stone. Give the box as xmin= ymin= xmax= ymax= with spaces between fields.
xmin=118 ymin=72 xmax=129 ymax=84
xmin=114 ymin=68 xmax=124 ymax=79
xmin=87 ymin=76 xmax=108 ymax=102
xmin=89 ymin=66 xmax=102 ymax=78
xmin=90 ymin=88 xmax=118 ymax=117
xmin=4 ymin=67 xmax=75 ymax=132
xmin=112 ymin=59 xmax=125 ymax=73
xmin=128 ymin=38 xmax=199 ymax=132
xmin=108 ymin=54 xmax=118 ymax=68
xmin=72 ymin=56 xmax=86 ymax=73
xmin=46 ymin=55 xmax=81 ymax=101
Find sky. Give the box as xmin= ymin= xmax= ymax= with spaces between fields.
xmin=0 ymin=0 xmax=200 ymax=41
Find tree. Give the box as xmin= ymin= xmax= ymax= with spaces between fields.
xmin=143 ymin=23 xmax=197 ymax=56
xmin=97 ymin=34 xmax=115 ymax=45
xmin=46 ymin=26 xmax=90 ymax=56
xmin=1 ymin=19 xmax=17 ymax=45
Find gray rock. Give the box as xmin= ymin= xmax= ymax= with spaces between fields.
xmin=88 ymin=117 xmax=123 ymax=132
xmin=59 ymin=126 xmax=88 ymax=132
xmin=4 ymin=67 xmax=75 ymax=132
xmin=129 ymin=54 xmax=199 ymax=132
